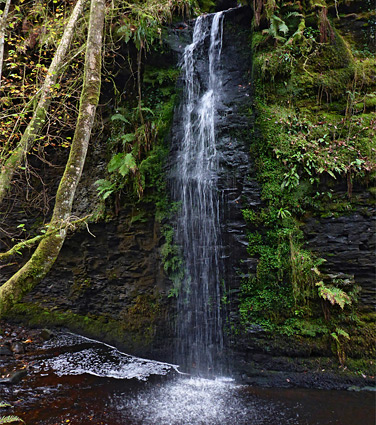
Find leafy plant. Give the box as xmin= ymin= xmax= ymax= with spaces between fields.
xmin=95 ymin=179 xmax=117 ymax=200
xmin=263 ymin=14 xmax=289 ymax=42
xmin=111 ymin=113 xmax=130 ymax=124
xmin=316 ymin=281 xmax=353 ymax=309
xmin=331 ymin=328 xmax=350 ymax=366
xmin=0 ymin=402 xmax=24 ymax=424
xmin=0 ymin=417 xmax=24 ymax=424
xmin=108 ymin=153 xmax=137 ymax=177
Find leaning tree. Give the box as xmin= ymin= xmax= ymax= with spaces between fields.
xmin=0 ymin=0 xmax=105 ymax=315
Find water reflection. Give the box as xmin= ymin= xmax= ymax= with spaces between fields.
xmin=3 ymin=332 xmax=375 ymax=425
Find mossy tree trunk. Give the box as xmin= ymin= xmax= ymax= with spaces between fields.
xmin=0 ymin=0 xmax=86 ymax=204
xmin=0 ymin=0 xmax=105 ymax=316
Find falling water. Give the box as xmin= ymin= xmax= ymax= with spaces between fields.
xmin=172 ymin=12 xmax=225 ymax=375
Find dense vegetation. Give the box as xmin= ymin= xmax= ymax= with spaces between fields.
xmin=0 ymin=0 xmax=196 ymax=313
xmin=238 ymin=0 xmax=375 ymax=367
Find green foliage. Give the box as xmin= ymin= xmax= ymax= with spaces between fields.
xmin=331 ymin=327 xmax=350 ymax=366
xmin=108 ymin=153 xmax=137 ymax=177
xmin=111 ymin=0 xmax=198 ymax=50
xmin=0 ymin=403 xmax=24 ymax=425
xmin=197 ymin=0 xmax=215 ymax=13
xmin=263 ymin=14 xmax=289 ymax=41
xmin=111 ymin=113 xmax=130 ymax=124
xmin=0 ymin=416 xmax=24 ymax=424
xmin=95 ymin=179 xmax=116 ymax=200
xmin=96 ymin=61 xmax=179 ymax=204
xmin=290 ymin=238 xmax=326 ymax=304
xmin=161 ymin=225 xmax=184 ymax=297
xmin=316 ymin=280 xmax=359 ymax=309
xmin=280 ymin=317 xmax=329 ymax=337
xmin=240 ymin=277 xmax=294 ymax=331
xmin=240 ymin=1 xmax=375 ymax=340
xmin=242 ymin=209 xmax=261 ymax=225
xmin=256 ymin=104 xmax=375 ymax=192
xmin=143 ymin=67 xmax=180 ymax=86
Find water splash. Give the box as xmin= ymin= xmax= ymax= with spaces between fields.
xmin=172 ymin=12 xmax=225 ymax=374
xmin=112 ymin=376 xmax=272 ymax=425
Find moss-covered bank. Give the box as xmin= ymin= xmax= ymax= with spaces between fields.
xmin=233 ymin=0 xmax=375 ymax=379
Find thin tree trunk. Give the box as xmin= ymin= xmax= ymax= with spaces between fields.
xmin=0 ymin=0 xmax=105 ymax=316
xmin=0 ymin=0 xmax=86 ymax=204
xmin=0 ymin=0 xmax=12 ymax=88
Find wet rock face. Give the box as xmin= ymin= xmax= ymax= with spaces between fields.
xmin=216 ymin=9 xmax=262 ymax=288
xmin=302 ymin=199 xmax=376 ymax=307
xmin=20 ymin=205 xmax=175 ymax=358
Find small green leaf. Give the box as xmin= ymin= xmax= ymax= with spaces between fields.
xmin=108 ymin=153 xmax=125 ymax=173
xmin=111 ymin=114 xmax=130 ymax=124
xmin=121 ymin=133 xmax=135 ymax=144
xmin=0 ymin=403 xmax=11 ymax=408
xmin=118 ymin=153 xmax=137 ymax=177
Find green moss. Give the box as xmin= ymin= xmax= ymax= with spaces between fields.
xmin=7 ymin=302 xmax=125 ymax=343
xmin=69 ymin=277 xmax=92 ymax=300
xmin=120 ymin=293 xmax=162 ymax=346
xmin=6 ymin=299 xmax=166 ymax=352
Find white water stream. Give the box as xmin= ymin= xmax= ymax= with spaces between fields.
xmin=173 ymin=11 xmax=225 ymax=375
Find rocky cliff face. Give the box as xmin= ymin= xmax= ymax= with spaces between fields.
xmin=19 ymin=204 xmax=174 ymax=358
xmin=303 ymin=189 xmax=375 ymax=307
xmin=1 ymin=5 xmax=375 ymax=372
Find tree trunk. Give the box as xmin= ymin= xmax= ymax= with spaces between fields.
xmin=0 ymin=0 xmax=12 ymax=88
xmin=0 ymin=0 xmax=86 ymax=204
xmin=0 ymin=0 xmax=105 ymax=316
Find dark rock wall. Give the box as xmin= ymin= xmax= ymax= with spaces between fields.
xmin=216 ymin=8 xmax=262 ymax=290
xmin=22 ymin=205 xmax=175 ymax=358
xmin=303 ymin=191 xmax=376 ymax=307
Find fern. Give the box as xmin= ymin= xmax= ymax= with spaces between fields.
xmin=111 ymin=113 xmax=130 ymax=124
xmin=121 ymin=133 xmax=135 ymax=144
xmin=331 ymin=328 xmax=350 ymax=366
xmin=116 ymin=25 xmax=133 ymax=43
xmin=95 ymin=179 xmax=116 ymax=200
xmin=331 ymin=328 xmax=350 ymax=343
xmin=286 ymin=18 xmax=305 ymax=45
xmin=316 ymin=281 xmax=352 ymax=309
xmin=264 ymin=15 xmax=289 ymax=42
xmin=0 ymin=415 xmax=24 ymax=424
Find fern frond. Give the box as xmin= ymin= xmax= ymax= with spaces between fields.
xmin=285 ymin=11 xmax=303 ymax=19
xmin=0 ymin=416 xmax=24 ymax=424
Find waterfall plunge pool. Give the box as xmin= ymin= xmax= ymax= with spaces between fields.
xmin=2 ymin=332 xmax=374 ymax=425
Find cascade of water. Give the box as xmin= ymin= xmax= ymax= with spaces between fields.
xmin=173 ymin=12 xmax=225 ymax=375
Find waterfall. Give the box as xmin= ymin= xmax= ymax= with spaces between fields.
xmin=172 ymin=12 xmax=225 ymax=375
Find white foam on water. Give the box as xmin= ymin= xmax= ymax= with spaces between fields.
xmin=37 ymin=332 xmax=178 ymax=381
xmin=111 ymin=376 xmax=284 ymax=425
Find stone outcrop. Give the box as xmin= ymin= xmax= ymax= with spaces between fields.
xmin=303 ymin=190 xmax=375 ymax=307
